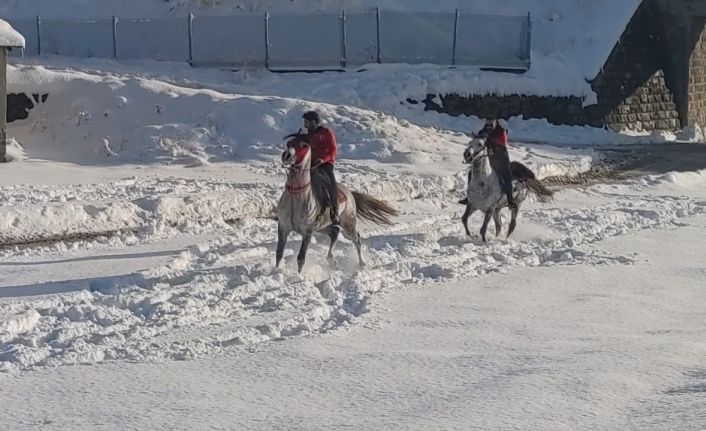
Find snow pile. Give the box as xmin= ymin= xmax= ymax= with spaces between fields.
xmin=2 ymin=138 xmax=27 ymax=162
xmin=0 ymin=18 xmax=24 ymax=48
xmin=7 ymin=63 xmax=599 ymax=170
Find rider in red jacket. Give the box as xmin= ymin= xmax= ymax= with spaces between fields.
xmin=476 ymin=118 xmax=516 ymax=209
xmin=303 ymin=111 xmax=340 ymax=228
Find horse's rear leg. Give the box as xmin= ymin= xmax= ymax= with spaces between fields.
xmin=493 ymin=208 xmax=502 ymax=237
xmin=480 ymin=210 xmax=493 ymax=243
xmin=297 ymin=232 xmax=312 ymax=273
xmin=461 ymin=204 xmax=476 ymax=237
xmin=275 ymin=225 xmax=288 ymax=269
xmin=342 ymin=224 xmax=365 ymax=268
xmin=324 ymin=226 xmax=340 ymax=267
xmin=507 ymin=206 xmax=520 ymax=239
xmin=353 ymin=231 xmax=366 ymax=268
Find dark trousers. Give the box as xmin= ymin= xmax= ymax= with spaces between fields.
xmin=488 ymin=144 xmax=515 ymax=205
xmin=313 ymin=163 xmax=339 ymax=219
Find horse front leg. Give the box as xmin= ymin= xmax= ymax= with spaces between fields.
xmin=275 ymin=225 xmax=288 ymax=269
xmin=297 ymin=231 xmax=313 ymax=273
xmin=507 ymin=205 xmax=520 ymax=239
xmin=493 ymin=208 xmax=503 ymax=237
xmin=461 ymin=204 xmax=476 ymax=237
xmin=480 ymin=209 xmax=493 ymax=243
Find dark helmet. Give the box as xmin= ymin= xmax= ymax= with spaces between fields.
xmin=302 ymin=111 xmax=321 ymax=124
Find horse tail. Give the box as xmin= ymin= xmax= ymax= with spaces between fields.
xmin=525 ymin=179 xmax=555 ymax=204
xmin=510 ymin=161 xmax=554 ymax=204
xmin=510 ymin=161 xmax=536 ymax=180
xmin=352 ymin=191 xmax=398 ymax=225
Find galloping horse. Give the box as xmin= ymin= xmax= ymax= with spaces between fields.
xmin=460 ymin=138 xmax=554 ymax=242
xmin=277 ymin=136 xmax=398 ymax=273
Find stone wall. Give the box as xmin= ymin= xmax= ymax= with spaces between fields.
xmin=589 ymin=0 xmax=679 ymax=131
xmin=420 ymin=0 xmax=682 ymax=132
xmin=688 ymin=18 xmax=706 ymax=127
xmin=6 ymin=93 xmax=47 ymax=123
xmin=425 ymin=94 xmax=588 ymax=126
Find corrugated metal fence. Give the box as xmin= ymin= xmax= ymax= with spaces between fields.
xmin=8 ymin=10 xmax=531 ymax=70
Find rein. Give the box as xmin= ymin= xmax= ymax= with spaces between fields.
xmin=284 ymin=163 xmax=312 ymax=195
xmin=286 ymin=181 xmax=311 ymax=194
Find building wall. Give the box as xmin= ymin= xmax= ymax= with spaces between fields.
xmin=421 ymin=0 xmax=682 ymax=132
xmin=1 ymin=48 xmax=7 ymax=163
xmin=688 ymin=18 xmax=706 ymax=127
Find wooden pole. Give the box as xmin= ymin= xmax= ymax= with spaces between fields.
xmin=0 ymin=48 xmax=7 ymax=163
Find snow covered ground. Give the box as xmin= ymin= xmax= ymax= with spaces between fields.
xmin=2 ymin=183 xmax=706 ymax=430
xmin=2 ymin=50 xmax=706 ymax=429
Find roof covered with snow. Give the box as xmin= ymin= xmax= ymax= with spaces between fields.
xmin=0 ymin=18 xmax=24 ymax=48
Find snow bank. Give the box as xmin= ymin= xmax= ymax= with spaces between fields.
xmin=7 ymin=63 xmax=599 ymax=169
xmin=0 ymin=18 xmax=24 ymax=48
xmin=2 ymin=177 xmax=706 ymax=372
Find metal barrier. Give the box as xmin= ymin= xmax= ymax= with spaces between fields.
xmin=8 ymin=10 xmax=531 ymax=70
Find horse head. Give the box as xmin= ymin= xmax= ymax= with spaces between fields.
xmin=282 ymin=134 xmax=312 ymax=169
xmin=463 ymin=137 xmax=487 ymax=164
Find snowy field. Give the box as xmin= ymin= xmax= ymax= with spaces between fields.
xmin=2 ymin=1 xmax=706 ymax=428
xmin=1 ymin=57 xmax=706 ymax=429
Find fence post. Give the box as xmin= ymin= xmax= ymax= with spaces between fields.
xmin=112 ymin=16 xmax=118 ymax=58
xmin=525 ymin=12 xmax=532 ymax=69
xmin=340 ymin=10 xmax=347 ymax=68
xmin=188 ymin=13 xmax=194 ymax=65
xmin=36 ymin=15 xmax=42 ymax=55
xmin=375 ymin=7 xmax=381 ymax=64
xmin=452 ymin=9 xmax=460 ymax=65
xmin=264 ymin=12 xmax=270 ymax=69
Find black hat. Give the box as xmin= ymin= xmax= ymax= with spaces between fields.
xmin=302 ymin=111 xmax=321 ymax=123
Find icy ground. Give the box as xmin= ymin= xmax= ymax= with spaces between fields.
xmin=1 ymin=59 xmax=706 ymax=429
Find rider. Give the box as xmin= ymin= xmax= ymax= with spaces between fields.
xmin=476 ymin=118 xmax=517 ymax=209
xmin=302 ymin=110 xmax=340 ymax=228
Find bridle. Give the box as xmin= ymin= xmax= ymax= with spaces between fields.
xmin=283 ymin=153 xmax=312 ymax=195
xmin=464 ymin=144 xmax=488 ymax=166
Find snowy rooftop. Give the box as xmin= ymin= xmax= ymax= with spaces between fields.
xmin=0 ymin=18 xmax=24 ymax=48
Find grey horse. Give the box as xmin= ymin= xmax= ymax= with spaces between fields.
xmin=460 ymin=138 xmax=554 ymax=242
xmin=277 ymin=140 xmax=398 ymax=273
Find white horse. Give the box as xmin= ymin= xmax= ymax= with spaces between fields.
xmin=277 ymin=138 xmax=398 ymax=273
xmin=460 ymin=138 xmax=554 ymax=242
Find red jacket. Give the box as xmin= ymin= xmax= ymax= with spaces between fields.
xmin=308 ymin=127 xmax=337 ymax=164
xmin=486 ymin=127 xmax=508 ymax=146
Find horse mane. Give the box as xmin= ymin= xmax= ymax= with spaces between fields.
xmin=284 ymin=132 xmax=309 ymax=142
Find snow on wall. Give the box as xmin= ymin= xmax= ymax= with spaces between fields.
xmin=0 ymin=18 xmax=24 ymax=48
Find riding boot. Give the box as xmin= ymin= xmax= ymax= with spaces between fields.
xmin=502 ymin=179 xmax=517 ymax=209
